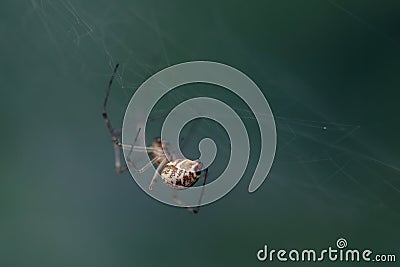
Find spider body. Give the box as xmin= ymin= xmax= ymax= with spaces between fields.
xmin=161 ymin=159 xmax=203 ymax=189
xmin=147 ymin=139 xmax=204 ymax=190
xmin=102 ymin=64 xmax=208 ymax=213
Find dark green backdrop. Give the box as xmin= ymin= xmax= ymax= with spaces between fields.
xmin=1 ymin=0 xmax=399 ymax=266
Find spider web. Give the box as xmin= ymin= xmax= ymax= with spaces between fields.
xmin=27 ymin=0 xmax=400 ymax=215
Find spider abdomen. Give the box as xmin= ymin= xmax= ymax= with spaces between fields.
xmin=161 ymin=159 xmax=203 ymax=189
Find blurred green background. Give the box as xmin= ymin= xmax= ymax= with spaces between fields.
xmin=1 ymin=0 xmax=399 ymax=266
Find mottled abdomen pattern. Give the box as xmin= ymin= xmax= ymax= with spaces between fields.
xmin=161 ymin=159 xmax=202 ymax=189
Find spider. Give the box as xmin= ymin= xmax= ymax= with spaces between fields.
xmin=102 ymin=64 xmax=208 ymax=213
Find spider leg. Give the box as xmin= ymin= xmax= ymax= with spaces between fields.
xmin=102 ymin=66 xmax=151 ymax=173
xmin=121 ymin=144 xmax=157 ymax=152
xmin=112 ymin=126 xmax=141 ymax=174
xmin=127 ymin=156 xmax=161 ymax=174
xmin=113 ymin=143 xmax=129 ymax=174
xmin=191 ymin=168 xmax=208 ymax=214
xmin=111 ymin=127 xmax=156 ymax=174
xmin=102 ymin=64 xmax=123 ymax=147
xmin=149 ymin=158 xmax=167 ymax=191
